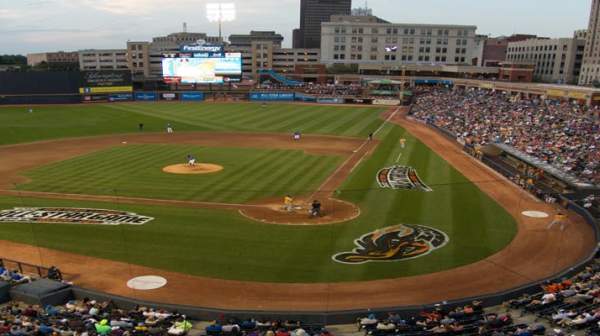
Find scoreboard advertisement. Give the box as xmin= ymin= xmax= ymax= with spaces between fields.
xmin=162 ymin=43 xmax=242 ymax=84
xmin=79 ymin=71 xmax=132 ymax=94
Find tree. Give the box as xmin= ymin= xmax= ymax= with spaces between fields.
xmin=0 ymin=55 xmax=27 ymax=65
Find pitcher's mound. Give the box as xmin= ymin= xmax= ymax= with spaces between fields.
xmin=162 ymin=163 xmax=223 ymax=175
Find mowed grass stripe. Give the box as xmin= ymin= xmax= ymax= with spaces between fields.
xmin=262 ymin=109 xmax=327 ymax=133
xmin=184 ymin=150 xmax=296 ymax=202
xmin=184 ymin=149 xmax=282 ymax=201
xmin=276 ymin=156 xmax=341 ymax=195
xmin=317 ymin=108 xmax=377 ymax=135
xmin=212 ymin=151 xmax=308 ymax=203
xmin=19 ymin=145 xmax=340 ymax=203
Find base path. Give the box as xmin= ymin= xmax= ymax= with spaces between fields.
xmin=0 ymin=111 xmax=595 ymax=312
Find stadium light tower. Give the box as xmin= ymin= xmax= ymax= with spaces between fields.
xmin=206 ymin=3 xmax=236 ymax=43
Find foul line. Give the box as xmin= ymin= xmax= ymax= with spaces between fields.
xmin=309 ymin=107 xmax=402 ymax=201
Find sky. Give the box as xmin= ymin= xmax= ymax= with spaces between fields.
xmin=0 ymin=0 xmax=592 ymax=55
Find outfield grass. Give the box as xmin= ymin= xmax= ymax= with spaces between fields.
xmin=0 ymin=103 xmax=386 ymax=145
xmin=18 ymin=144 xmax=342 ymax=203
xmin=0 ymin=105 xmax=517 ymax=282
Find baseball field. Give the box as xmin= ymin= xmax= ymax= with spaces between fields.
xmin=0 ymin=102 xmax=593 ymax=310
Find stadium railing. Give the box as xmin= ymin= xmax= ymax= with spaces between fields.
xmin=0 ymin=257 xmax=51 ymax=278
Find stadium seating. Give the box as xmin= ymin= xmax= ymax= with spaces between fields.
xmin=410 ymin=87 xmax=600 ymax=185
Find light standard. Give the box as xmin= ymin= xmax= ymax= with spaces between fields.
xmin=206 ymin=3 xmax=236 ymax=43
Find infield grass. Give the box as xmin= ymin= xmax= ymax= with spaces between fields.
xmin=17 ymin=145 xmax=342 ymax=203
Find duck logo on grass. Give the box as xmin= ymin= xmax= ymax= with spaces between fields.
xmin=332 ymin=224 xmax=448 ymax=264
xmin=377 ymin=165 xmax=433 ymax=192
xmin=0 ymin=207 xmax=154 ymax=226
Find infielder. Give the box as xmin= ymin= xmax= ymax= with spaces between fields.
xmin=284 ymin=195 xmax=294 ymax=212
xmin=166 ymin=123 xmax=174 ymax=133
xmin=546 ymin=212 xmax=568 ymax=231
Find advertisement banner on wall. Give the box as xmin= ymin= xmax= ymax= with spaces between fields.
xmin=249 ymin=92 xmax=295 ymax=101
xmin=134 ymin=92 xmax=157 ymax=101
xmin=180 ymin=92 xmax=205 ymax=101
xmin=161 ymin=93 xmax=178 ymax=101
xmin=79 ymin=71 xmax=133 ymax=94
xmin=81 ymin=94 xmax=109 ymax=103
xmin=294 ymin=93 xmax=317 ymax=102
xmin=345 ymin=98 xmax=372 ymax=105
xmin=372 ymin=99 xmax=401 ymax=106
xmin=316 ymin=97 xmax=344 ymax=104
xmin=108 ymin=93 xmax=133 ymax=102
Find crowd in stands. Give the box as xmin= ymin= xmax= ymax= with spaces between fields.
xmin=508 ymin=257 xmax=600 ymax=336
xmin=205 ymin=319 xmax=330 ymax=336
xmin=355 ymin=257 xmax=600 ymax=336
xmin=0 ymin=299 xmax=194 ymax=335
xmin=257 ymin=83 xmax=363 ymax=97
xmin=410 ymin=87 xmax=600 ymax=185
xmin=299 ymin=84 xmax=362 ymax=97
xmin=356 ymin=300 xmax=542 ymax=336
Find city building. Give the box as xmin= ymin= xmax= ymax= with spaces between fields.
xmin=228 ymin=31 xmax=284 ymax=48
xmin=126 ymin=42 xmax=151 ymax=78
xmin=78 ymin=49 xmax=128 ymax=71
xmin=226 ymin=41 xmax=321 ymax=80
xmin=320 ymin=15 xmax=483 ymax=70
xmin=26 ymin=51 xmax=79 ymax=67
xmin=498 ymin=62 xmax=535 ymax=82
xmin=506 ymin=35 xmax=585 ymax=84
xmin=580 ymin=0 xmax=600 ymax=85
xmin=294 ymin=0 xmax=352 ymax=49
xmin=481 ymin=34 xmax=537 ymax=67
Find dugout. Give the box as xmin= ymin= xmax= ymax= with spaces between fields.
xmin=481 ymin=143 xmax=599 ymax=203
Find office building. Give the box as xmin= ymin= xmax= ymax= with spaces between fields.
xmin=481 ymin=34 xmax=537 ymax=67
xmin=294 ymin=0 xmax=352 ymax=48
xmin=78 ymin=49 xmax=128 ymax=71
xmin=580 ymin=0 xmax=600 ymax=85
xmin=320 ymin=15 xmax=483 ymax=69
xmin=228 ymin=31 xmax=284 ymax=47
xmin=27 ymin=51 xmax=79 ymax=67
xmin=506 ymin=35 xmax=585 ymax=84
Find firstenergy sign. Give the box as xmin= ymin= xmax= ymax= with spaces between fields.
xmin=0 ymin=207 xmax=154 ymax=226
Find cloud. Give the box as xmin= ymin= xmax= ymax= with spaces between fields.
xmin=0 ymin=8 xmax=21 ymax=19
xmin=71 ymin=0 xmax=195 ymax=15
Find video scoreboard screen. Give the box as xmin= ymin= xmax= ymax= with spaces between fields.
xmin=162 ymin=44 xmax=242 ymax=84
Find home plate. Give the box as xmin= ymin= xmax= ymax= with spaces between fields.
xmin=522 ymin=211 xmax=549 ymax=218
xmin=127 ymin=275 xmax=167 ymax=290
